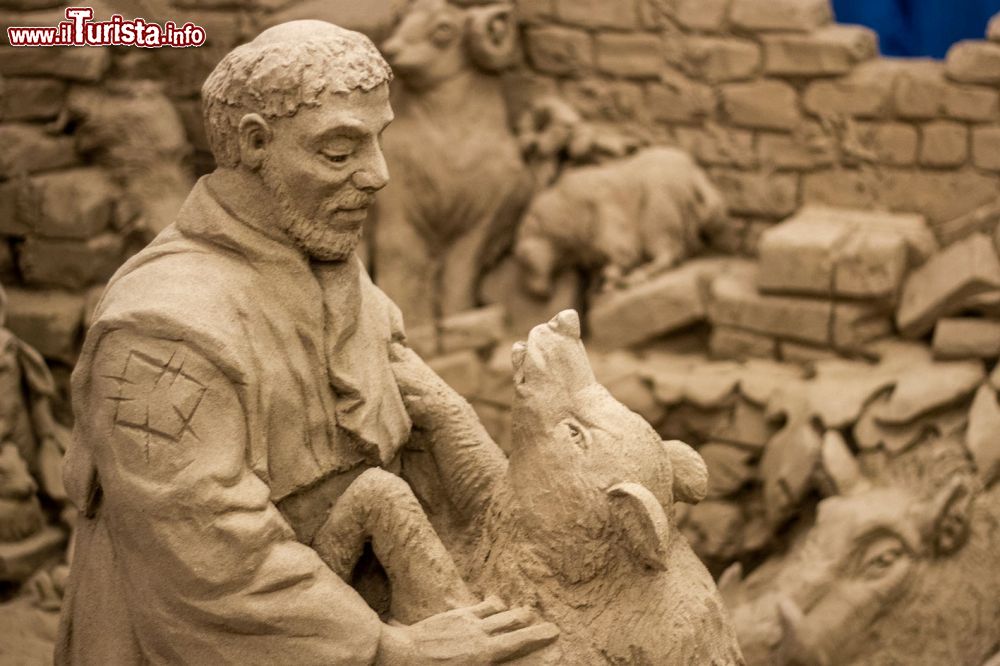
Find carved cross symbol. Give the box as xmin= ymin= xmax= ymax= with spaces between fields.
xmin=103 ymin=348 xmax=206 ymax=456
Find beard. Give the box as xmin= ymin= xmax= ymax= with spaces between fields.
xmin=260 ymin=160 xmax=366 ymax=262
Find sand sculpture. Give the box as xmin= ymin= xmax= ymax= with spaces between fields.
xmin=388 ymin=309 xmax=743 ymax=664
xmin=372 ymin=0 xmax=533 ymax=327
xmin=56 ymin=20 xmax=560 ymax=665
xmin=0 ymin=1 xmax=998 ymax=663
xmin=725 ymin=433 xmax=1000 ymax=666
xmin=514 ymin=147 xmax=728 ymax=297
xmin=0 ymin=283 xmax=69 ymax=570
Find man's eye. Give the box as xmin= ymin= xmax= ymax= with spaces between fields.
xmin=322 ymin=152 xmax=350 ymax=164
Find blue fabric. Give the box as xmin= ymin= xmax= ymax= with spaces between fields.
xmin=832 ymin=0 xmax=1000 ymax=58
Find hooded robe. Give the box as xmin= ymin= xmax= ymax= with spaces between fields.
xmin=56 ymin=178 xmax=413 ymax=665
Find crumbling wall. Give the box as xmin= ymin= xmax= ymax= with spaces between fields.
xmin=512 ymin=0 xmax=1000 ymax=252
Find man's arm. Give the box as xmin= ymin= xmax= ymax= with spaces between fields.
xmin=83 ymin=329 xmax=383 ymax=664
xmin=82 ymin=329 xmax=556 ymax=665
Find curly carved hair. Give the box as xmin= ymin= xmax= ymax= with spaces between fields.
xmin=202 ymin=20 xmax=392 ymax=168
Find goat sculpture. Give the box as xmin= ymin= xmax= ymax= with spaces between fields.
xmin=372 ymin=0 xmax=532 ymax=327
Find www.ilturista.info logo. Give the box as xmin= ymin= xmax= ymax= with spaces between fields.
xmin=7 ymin=7 xmax=206 ymax=48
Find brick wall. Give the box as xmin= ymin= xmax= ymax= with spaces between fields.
xmin=513 ymin=0 xmax=1000 ymax=253
xmin=2 ymin=0 xmax=998 ymax=394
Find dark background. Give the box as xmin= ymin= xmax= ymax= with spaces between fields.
xmin=833 ymin=0 xmax=1000 ymax=57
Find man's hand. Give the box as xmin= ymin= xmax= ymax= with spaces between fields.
xmin=389 ymin=342 xmax=466 ymax=429
xmin=376 ymin=597 xmax=559 ymax=665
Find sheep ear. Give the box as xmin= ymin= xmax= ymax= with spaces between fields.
xmin=607 ymin=482 xmax=670 ymax=570
xmin=466 ymin=4 xmax=518 ymax=71
xmin=819 ymin=430 xmax=862 ymax=496
xmin=664 ymin=440 xmax=708 ymax=504
xmin=928 ymin=476 xmax=975 ymax=556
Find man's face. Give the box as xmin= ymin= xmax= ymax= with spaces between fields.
xmin=259 ymin=83 xmax=393 ymax=261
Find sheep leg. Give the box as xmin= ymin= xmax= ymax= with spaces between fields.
xmin=313 ymin=468 xmax=476 ymax=625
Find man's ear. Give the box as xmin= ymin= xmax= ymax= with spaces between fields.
xmin=928 ymin=476 xmax=976 ymax=556
xmin=238 ymin=113 xmax=272 ymax=170
xmin=607 ymin=482 xmax=670 ymax=570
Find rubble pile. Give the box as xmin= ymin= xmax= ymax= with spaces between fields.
xmin=583 ymin=340 xmax=999 ymax=571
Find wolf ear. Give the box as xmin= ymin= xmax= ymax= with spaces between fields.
xmin=607 ymin=482 xmax=671 ymax=570
xmin=664 ymin=440 xmax=708 ymax=505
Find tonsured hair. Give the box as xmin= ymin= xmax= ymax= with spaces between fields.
xmin=202 ymin=21 xmax=392 ymax=167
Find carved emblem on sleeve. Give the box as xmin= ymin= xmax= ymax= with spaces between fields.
xmin=103 ymin=346 xmax=207 ymax=446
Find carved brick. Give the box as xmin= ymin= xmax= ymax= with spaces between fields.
xmin=722 ymin=80 xmax=800 ymax=130
xmin=763 ymin=25 xmax=877 ymax=76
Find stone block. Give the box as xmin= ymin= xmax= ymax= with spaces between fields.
xmin=0 ymin=123 xmax=76 ymax=177
xmin=803 ymin=60 xmax=898 ymax=118
xmin=855 ymin=122 xmax=918 ymax=166
xmin=968 ymin=383 xmax=1000 ymax=485
xmin=896 ymin=233 xmax=1000 ymax=337
xmin=0 ymin=239 xmax=12 ymax=279
xmin=803 ymin=60 xmax=896 ymax=118
xmin=779 ymin=340 xmax=840 ymax=363
xmin=0 ymin=77 xmax=65 ymax=121
xmin=515 ymin=0 xmax=553 ymax=21
xmin=757 ymin=207 xmax=912 ymax=299
xmin=681 ymin=37 xmax=760 ymax=82
xmin=525 ymin=26 xmax=593 ymax=76
xmin=0 ymin=180 xmax=24 ymax=235
xmin=932 ymin=318 xmax=1000 ymax=359
xmin=674 ymin=0 xmax=729 ymax=31
xmin=708 ymin=267 xmax=890 ymax=349
xmin=763 ymin=25 xmax=877 ymax=76
xmin=439 ymin=305 xmax=506 ymax=355
xmin=595 ymin=32 xmax=664 ymax=78
xmin=174 ymin=98 xmax=209 ymax=153
xmin=803 ymin=168 xmax=999 ymax=228
xmin=700 ymin=443 xmax=754 ymax=498
xmin=4 ymin=287 xmax=84 ymax=362
xmin=562 ymin=77 xmax=647 ymax=121
xmin=18 ymin=233 xmax=125 ymax=289
xmin=710 ymin=169 xmax=798 ymax=217
xmin=721 ymin=79 xmax=800 ymax=130
xmin=972 ymin=126 xmax=1000 ymax=171
xmin=919 ymin=121 xmax=968 ymax=167
xmin=757 ymin=123 xmax=836 ymax=169
xmin=556 ymin=0 xmax=639 ymax=29
xmin=428 ymin=350 xmax=482 ymax=399
xmin=942 ymin=84 xmax=999 ymax=121
xmin=588 ymin=259 xmax=716 ymax=348
xmin=0 ymin=46 xmax=109 ymax=81
xmin=830 ymin=303 xmax=893 ymax=348
xmin=945 ymin=40 xmax=1000 ymax=84
xmin=646 ymin=73 xmax=717 ymax=123
xmin=892 ymin=60 xmax=999 ymax=120
xmin=674 ymin=126 xmax=755 ymax=168
xmin=22 ymin=168 xmax=117 ymax=239
xmin=0 ymin=526 xmax=66 ymax=583
xmin=709 ymin=326 xmax=777 ymax=361
xmin=0 ymin=0 xmax=65 ymax=8
xmin=729 ymin=0 xmax=832 ymax=32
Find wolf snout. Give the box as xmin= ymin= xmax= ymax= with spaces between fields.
xmin=547 ymin=310 xmax=580 ymax=338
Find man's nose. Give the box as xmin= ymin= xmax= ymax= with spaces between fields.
xmin=352 ymin=143 xmax=390 ymax=192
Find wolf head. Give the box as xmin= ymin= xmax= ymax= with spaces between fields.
xmin=507 ymin=310 xmax=707 ymax=577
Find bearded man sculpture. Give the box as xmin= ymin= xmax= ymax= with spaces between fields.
xmin=56 ymin=21 xmax=556 ymax=665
